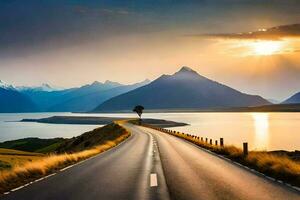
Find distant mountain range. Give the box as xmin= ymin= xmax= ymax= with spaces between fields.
xmin=16 ymin=83 xmax=63 ymax=92
xmin=93 ymin=67 xmax=270 ymax=112
xmin=3 ymin=66 xmax=300 ymax=113
xmin=0 ymin=79 xmax=150 ymax=112
xmin=19 ymin=79 xmax=150 ymax=112
xmin=0 ymin=87 xmax=38 ymax=113
xmin=46 ymin=80 xmax=150 ymax=112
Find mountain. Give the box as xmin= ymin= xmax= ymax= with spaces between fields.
xmin=93 ymin=66 xmax=270 ymax=112
xmin=21 ymin=80 xmax=122 ymax=111
xmin=282 ymin=92 xmax=300 ymax=104
xmin=0 ymin=80 xmax=15 ymax=90
xmin=48 ymin=79 xmax=150 ymax=112
xmin=20 ymin=88 xmax=77 ymax=111
xmin=20 ymin=79 xmax=149 ymax=112
xmin=17 ymin=83 xmax=63 ymax=92
xmin=0 ymin=84 xmax=38 ymax=113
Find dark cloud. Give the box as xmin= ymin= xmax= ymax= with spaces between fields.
xmin=72 ymin=6 xmax=131 ymax=16
xmin=1 ymin=0 xmax=300 ymax=58
xmin=193 ymin=24 xmax=300 ymax=40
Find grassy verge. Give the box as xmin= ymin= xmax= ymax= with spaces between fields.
xmin=0 ymin=148 xmax=44 ymax=171
xmin=0 ymin=123 xmax=130 ymax=194
xmin=0 ymin=138 xmax=65 ymax=153
xmin=143 ymin=124 xmax=300 ymax=188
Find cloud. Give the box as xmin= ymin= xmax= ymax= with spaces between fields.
xmin=192 ymin=24 xmax=300 ymax=40
xmin=72 ymin=6 xmax=131 ymax=17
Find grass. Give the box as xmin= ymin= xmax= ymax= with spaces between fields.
xmin=0 ymin=138 xmax=65 ymax=153
xmin=144 ymin=124 xmax=300 ymax=188
xmin=35 ymin=142 xmax=63 ymax=153
xmin=56 ymin=122 xmax=129 ymax=153
xmin=0 ymin=123 xmax=130 ymax=194
xmin=0 ymin=148 xmax=44 ymax=170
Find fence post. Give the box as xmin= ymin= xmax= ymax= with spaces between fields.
xmin=215 ymin=140 xmax=218 ymax=146
xmin=220 ymin=138 xmax=224 ymax=147
xmin=243 ymin=142 xmax=248 ymax=156
xmin=209 ymin=139 xmax=212 ymax=145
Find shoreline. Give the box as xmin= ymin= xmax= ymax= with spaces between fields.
xmin=20 ymin=116 xmax=189 ymax=127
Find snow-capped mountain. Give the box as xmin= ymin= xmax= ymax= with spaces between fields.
xmin=17 ymin=83 xmax=63 ymax=92
xmin=0 ymin=80 xmax=39 ymax=112
xmin=0 ymin=80 xmax=15 ymax=90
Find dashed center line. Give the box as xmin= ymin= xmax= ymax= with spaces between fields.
xmin=150 ymin=173 xmax=158 ymax=187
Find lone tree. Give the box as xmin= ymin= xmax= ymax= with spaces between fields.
xmin=133 ymin=105 xmax=144 ymax=124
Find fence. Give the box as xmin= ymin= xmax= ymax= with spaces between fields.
xmin=144 ymin=125 xmax=249 ymax=156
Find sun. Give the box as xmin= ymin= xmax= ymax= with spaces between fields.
xmin=251 ymin=41 xmax=282 ymax=56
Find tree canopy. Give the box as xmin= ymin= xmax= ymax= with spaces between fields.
xmin=133 ymin=105 xmax=144 ymax=118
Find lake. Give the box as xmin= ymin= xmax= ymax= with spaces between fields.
xmin=0 ymin=113 xmax=101 ymax=142
xmin=0 ymin=112 xmax=299 ymax=151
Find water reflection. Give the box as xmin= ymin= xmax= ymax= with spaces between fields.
xmin=251 ymin=113 xmax=269 ymax=150
xmin=1 ymin=112 xmax=299 ymax=150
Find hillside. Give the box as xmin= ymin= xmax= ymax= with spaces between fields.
xmin=283 ymin=92 xmax=300 ymax=104
xmin=93 ymin=66 xmax=270 ymax=112
xmin=21 ymin=80 xmax=121 ymax=111
xmin=56 ymin=123 xmax=129 ymax=153
xmin=0 ymin=87 xmax=38 ymax=113
xmin=21 ymin=79 xmax=149 ymax=112
xmin=0 ymin=148 xmax=44 ymax=170
xmin=48 ymin=79 xmax=150 ymax=112
xmin=0 ymin=138 xmax=64 ymax=153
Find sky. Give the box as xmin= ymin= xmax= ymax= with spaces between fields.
xmin=1 ymin=0 xmax=300 ymax=101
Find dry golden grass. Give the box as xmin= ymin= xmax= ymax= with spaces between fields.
xmin=246 ymin=152 xmax=300 ymax=182
xmin=0 ymin=148 xmax=42 ymax=156
xmin=0 ymin=148 xmax=44 ymax=171
xmin=0 ymin=155 xmax=44 ymax=169
xmin=0 ymin=128 xmax=130 ymax=194
xmin=144 ymin=124 xmax=300 ymax=187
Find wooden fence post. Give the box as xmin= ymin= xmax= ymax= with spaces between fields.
xmin=220 ymin=138 xmax=224 ymax=147
xmin=243 ymin=142 xmax=248 ymax=156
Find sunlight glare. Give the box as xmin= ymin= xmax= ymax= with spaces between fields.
xmin=251 ymin=41 xmax=282 ymax=56
xmin=251 ymin=113 xmax=269 ymax=150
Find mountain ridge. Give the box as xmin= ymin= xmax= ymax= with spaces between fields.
xmin=0 ymin=87 xmax=39 ymax=113
xmin=93 ymin=66 xmax=270 ymax=112
xmin=282 ymin=92 xmax=300 ymax=104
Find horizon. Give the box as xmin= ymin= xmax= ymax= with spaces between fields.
xmin=1 ymin=1 xmax=300 ymax=100
xmin=0 ymin=2 xmax=300 ymax=198
xmin=0 ymin=65 xmax=298 ymax=101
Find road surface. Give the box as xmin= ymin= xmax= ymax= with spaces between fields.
xmin=2 ymin=123 xmax=299 ymax=200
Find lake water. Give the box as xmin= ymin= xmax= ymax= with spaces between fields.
xmin=0 ymin=112 xmax=299 ymax=151
xmin=0 ymin=113 xmax=101 ymax=142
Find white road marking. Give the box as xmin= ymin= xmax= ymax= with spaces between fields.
xmin=3 ymin=132 xmax=133 ymax=195
xmin=60 ymin=165 xmax=74 ymax=172
xmin=11 ymin=186 xmax=24 ymax=192
xmin=44 ymin=173 xmax=56 ymax=179
xmin=150 ymin=173 xmax=158 ymax=187
xmin=152 ymin=126 xmax=300 ymax=194
xmin=292 ymin=186 xmax=300 ymax=192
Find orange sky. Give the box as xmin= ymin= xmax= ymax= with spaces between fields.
xmin=1 ymin=1 xmax=300 ymax=100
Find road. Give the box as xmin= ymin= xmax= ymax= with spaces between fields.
xmin=2 ymin=123 xmax=299 ymax=200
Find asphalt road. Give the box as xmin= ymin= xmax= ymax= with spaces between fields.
xmin=2 ymin=123 xmax=299 ymax=200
